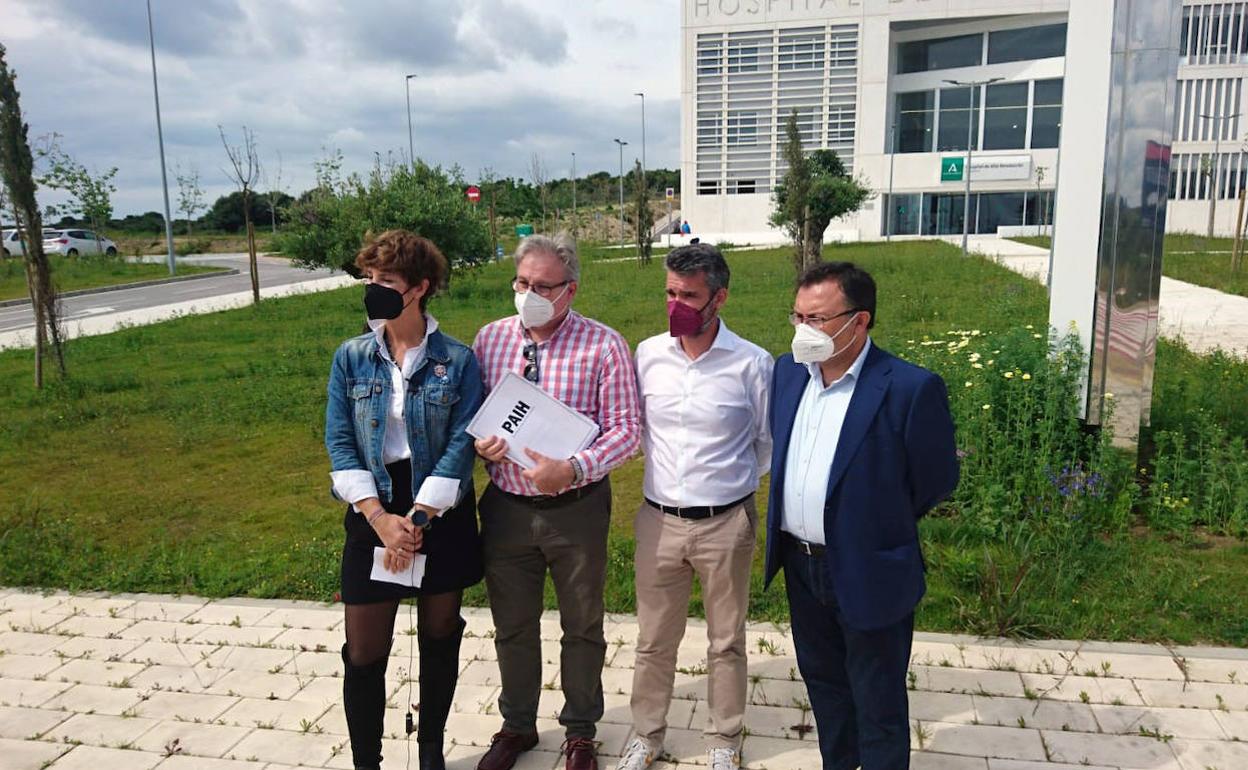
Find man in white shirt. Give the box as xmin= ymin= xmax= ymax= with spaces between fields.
xmin=617 ymin=244 xmax=773 ymax=770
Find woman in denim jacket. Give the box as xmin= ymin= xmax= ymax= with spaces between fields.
xmin=325 ymin=230 xmax=484 ymax=770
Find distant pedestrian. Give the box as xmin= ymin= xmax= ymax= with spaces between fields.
xmin=681 ymin=220 xmax=692 ymax=235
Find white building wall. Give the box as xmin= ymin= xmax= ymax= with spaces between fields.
xmin=681 ymin=0 xmax=1248 ymax=242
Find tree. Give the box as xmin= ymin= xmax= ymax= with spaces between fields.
xmin=174 ymin=162 xmax=206 ymax=235
xmin=529 ymin=153 xmax=548 ymax=231
xmin=630 ymin=159 xmax=653 ymax=266
xmin=262 ymin=150 xmax=286 ymax=234
xmin=36 ymin=135 xmax=117 ymax=255
xmin=219 ymin=124 xmax=261 ymax=303
xmin=0 ymin=43 xmax=66 ymax=386
xmin=275 ymin=157 xmax=490 ymax=277
xmin=771 ymin=109 xmax=873 ymax=270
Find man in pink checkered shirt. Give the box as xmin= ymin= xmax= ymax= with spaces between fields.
xmin=472 ymin=233 xmax=641 ymax=770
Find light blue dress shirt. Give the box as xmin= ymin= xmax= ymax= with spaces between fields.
xmin=781 ymin=339 xmax=872 ymax=545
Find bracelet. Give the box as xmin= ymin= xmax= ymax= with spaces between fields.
xmin=367 ymin=508 xmax=387 ymax=527
xmin=569 ymin=456 xmax=585 ymax=485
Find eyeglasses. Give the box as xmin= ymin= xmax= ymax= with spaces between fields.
xmin=788 ymin=308 xmax=861 ymax=327
xmin=522 ymin=341 xmax=540 ymax=383
xmin=513 ymin=278 xmax=569 ymax=298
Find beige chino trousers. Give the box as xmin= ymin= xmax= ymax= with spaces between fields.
xmin=629 ymin=496 xmax=757 ymax=751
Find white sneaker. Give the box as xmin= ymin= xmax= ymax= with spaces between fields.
xmin=615 ymin=737 xmax=657 ymax=770
xmin=708 ymin=747 xmax=741 ymax=770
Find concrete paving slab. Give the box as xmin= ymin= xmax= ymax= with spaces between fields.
xmin=4 ymin=589 xmax=1248 ymax=770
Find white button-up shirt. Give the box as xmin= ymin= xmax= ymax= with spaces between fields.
xmin=635 ymin=320 xmax=773 ymax=507
xmin=781 ymin=339 xmax=872 ymax=545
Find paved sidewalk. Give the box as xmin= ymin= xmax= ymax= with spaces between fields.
xmin=2 ymin=590 xmax=1247 ymax=769
xmin=960 ymin=235 xmax=1248 ymax=358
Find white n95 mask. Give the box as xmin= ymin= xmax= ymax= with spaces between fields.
xmin=791 ymin=314 xmax=858 ymax=364
xmin=514 ymin=286 xmax=566 ymax=328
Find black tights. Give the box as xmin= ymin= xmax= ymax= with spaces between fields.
xmin=343 ymin=590 xmax=464 ymax=666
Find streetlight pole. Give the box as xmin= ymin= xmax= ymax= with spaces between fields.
xmin=145 ymin=0 xmax=176 ymax=276
xmin=571 ymin=151 xmax=577 ymax=233
xmin=405 ymin=74 xmax=418 ymax=170
xmin=634 ymin=92 xmax=646 ymax=191
xmin=944 ymin=77 xmax=1002 ymax=255
xmin=614 ymin=138 xmax=628 ymax=247
xmin=1200 ymin=111 xmax=1241 ymax=237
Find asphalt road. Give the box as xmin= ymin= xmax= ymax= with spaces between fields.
xmin=0 ymin=254 xmax=341 ymax=335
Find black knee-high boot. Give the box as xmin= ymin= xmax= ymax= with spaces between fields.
xmin=343 ymin=643 xmax=390 ymax=770
xmin=416 ymin=618 xmax=466 ymax=770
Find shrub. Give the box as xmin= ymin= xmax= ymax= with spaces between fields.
xmin=275 ymin=156 xmax=490 ymax=276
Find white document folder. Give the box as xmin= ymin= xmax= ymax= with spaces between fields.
xmin=466 ymin=372 xmax=600 ymax=470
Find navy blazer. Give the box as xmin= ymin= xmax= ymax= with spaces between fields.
xmin=764 ymin=343 xmax=959 ymax=631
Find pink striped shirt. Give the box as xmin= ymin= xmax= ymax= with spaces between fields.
xmin=473 ymin=311 xmax=641 ymax=496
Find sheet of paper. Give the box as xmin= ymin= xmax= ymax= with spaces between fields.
xmin=369 ymin=547 xmax=426 ymax=588
xmin=466 ymin=371 xmax=600 ymax=470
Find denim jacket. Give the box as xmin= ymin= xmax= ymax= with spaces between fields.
xmin=325 ymin=327 xmax=484 ymax=504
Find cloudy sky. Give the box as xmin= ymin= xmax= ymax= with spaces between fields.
xmin=1 ymin=0 xmax=680 ymax=217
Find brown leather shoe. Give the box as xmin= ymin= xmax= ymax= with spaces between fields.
xmin=562 ymin=737 xmax=599 ymax=770
xmin=476 ymin=730 xmax=539 ymax=770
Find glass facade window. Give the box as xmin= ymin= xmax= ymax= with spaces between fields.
xmin=883 ymin=191 xmax=1057 ymax=236
xmin=937 ymin=86 xmax=981 ymax=152
xmin=983 ymin=82 xmax=1028 ymax=150
xmin=727 ymin=112 xmax=758 ymax=146
xmin=898 ymin=33 xmax=982 ymax=73
xmin=979 ymin=192 xmax=1026 ymax=232
xmin=896 ymin=91 xmax=935 ymax=153
xmin=1031 ymin=78 xmax=1063 ymax=149
xmin=987 ymin=23 xmax=1067 ymax=64
xmin=883 ymin=194 xmax=921 ymax=236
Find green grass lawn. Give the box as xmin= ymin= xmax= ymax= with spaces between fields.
xmin=2 ymin=240 xmax=1247 ymax=644
xmin=1008 ymin=234 xmax=1248 ymax=297
xmin=0 ymin=256 xmax=224 ymax=301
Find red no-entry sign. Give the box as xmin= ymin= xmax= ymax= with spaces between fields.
xmin=466 ymin=186 xmax=481 ymax=203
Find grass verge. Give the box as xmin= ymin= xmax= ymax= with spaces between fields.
xmin=2 ymin=240 xmax=1246 ymax=644
xmin=1007 ymin=234 xmax=1248 ymax=297
xmin=0 ymin=256 xmax=225 ymax=301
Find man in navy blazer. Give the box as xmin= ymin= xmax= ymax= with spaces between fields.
xmin=765 ymin=262 xmax=958 ymax=770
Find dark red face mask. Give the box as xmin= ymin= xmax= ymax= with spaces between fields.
xmin=668 ymin=296 xmax=714 ymax=337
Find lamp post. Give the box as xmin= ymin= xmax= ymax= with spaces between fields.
xmin=614 ymin=138 xmax=628 ymax=247
xmin=405 ymin=73 xmax=418 ymax=170
xmin=145 ymin=0 xmax=176 ymax=276
xmin=634 ymin=92 xmax=646 ymax=190
xmin=571 ymin=151 xmax=577 ymax=233
xmin=944 ymin=77 xmax=1002 ymax=255
xmin=1200 ymin=111 xmax=1241 ymax=237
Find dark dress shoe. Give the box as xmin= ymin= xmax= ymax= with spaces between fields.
xmin=562 ymin=737 xmax=599 ymax=770
xmin=476 ymin=730 xmax=539 ymax=770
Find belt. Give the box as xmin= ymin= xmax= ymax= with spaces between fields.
xmin=497 ymin=478 xmax=605 ymax=510
xmin=783 ymin=531 xmax=826 ymax=558
xmin=645 ymin=494 xmax=752 ymax=520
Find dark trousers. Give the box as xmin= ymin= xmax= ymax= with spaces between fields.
xmin=782 ymin=537 xmax=914 ymax=770
xmin=480 ymin=480 xmax=611 ymax=739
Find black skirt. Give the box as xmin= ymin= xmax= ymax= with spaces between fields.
xmin=340 ymin=460 xmax=484 ymax=604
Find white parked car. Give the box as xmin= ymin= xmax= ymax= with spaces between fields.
xmin=42 ymin=228 xmax=118 ymax=257
xmin=2 ymin=228 xmax=58 ymax=257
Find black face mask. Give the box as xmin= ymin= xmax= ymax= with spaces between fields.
xmin=363 ymin=283 xmax=412 ymax=320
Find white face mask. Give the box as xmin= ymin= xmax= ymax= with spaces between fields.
xmin=514 ymin=285 xmax=568 ymax=328
xmin=791 ymin=313 xmax=859 ymax=364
